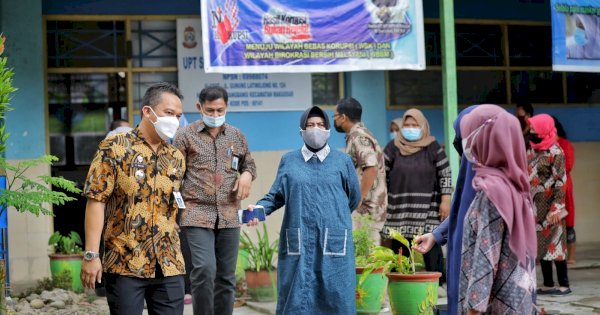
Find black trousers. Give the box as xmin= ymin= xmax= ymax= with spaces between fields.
xmin=104 ymin=271 xmax=184 ymax=315
xmin=387 ymin=237 xmax=446 ymax=285
xmin=179 ymin=229 xmax=193 ymax=295
xmin=540 ymin=260 xmax=570 ymax=288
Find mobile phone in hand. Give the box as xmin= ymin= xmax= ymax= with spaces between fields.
xmin=238 ymin=205 xmax=266 ymax=224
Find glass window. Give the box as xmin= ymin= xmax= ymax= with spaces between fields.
xmin=456 ymin=24 xmax=504 ymax=66
xmin=425 ymin=23 xmax=441 ymax=66
xmin=47 ymin=21 xmax=126 ymax=67
xmin=566 ymin=72 xmax=600 ymax=103
xmin=508 ymin=25 xmax=552 ymax=67
xmin=388 ymin=70 xmax=443 ymax=106
xmin=133 ymin=72 xmax=178 ymax=110
xmin=311 ymin=73 xmax=341 ymax=106
xmin=511 ymin=71 xmax=563 ymax=104
xmin=458 ymin=71 xmax=507 ymax=105
xmin=131 ymin=20 xmax=178 ymax=68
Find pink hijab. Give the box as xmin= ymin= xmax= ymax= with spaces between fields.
xmin=460 ymin=104 xmax=536 ymax=266
xmin=528 ymin=114 xmax=558 ymax=151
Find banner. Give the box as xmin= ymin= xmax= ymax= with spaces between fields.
xmin=177 ymin=18 xmax=312 ymax=111
xmin=201 ymin=0 xmax=425 ymax=73
xmin=552 ymin=0 xmax=600 ymax=72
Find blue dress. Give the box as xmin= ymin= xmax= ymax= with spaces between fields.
xmin=257 ymin=149 xmax=361 ymax=315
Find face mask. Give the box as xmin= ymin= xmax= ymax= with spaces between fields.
xmin=334 ymin=120 xmax=344 ymax=133
xmin=203 ymin=113 xmax=226 ymax=128
xmin=148 ymin=107 xmax=179 ymax=141
xmin=301 ymin=127 xmax=330 ymax=149
xmin=529 ymin=133 xmax=543 ymax=144
xmin=574 ymin=27 xmax=588 ymax=46
xmin=517 ymin=115 xmax=527 ymax=130
xmin=401 ymin=127 xmax=422 ymax=141
xmin=461 ymin=116 xmax=496 ymax=164
xmin=452 ymin=136 xmax=463 ymax=157
xmin=389 ymin=131 xmax=397 ymax=141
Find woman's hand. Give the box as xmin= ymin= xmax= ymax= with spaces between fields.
xmin=439 ymin=195 xmax=451 ymax=221
xmin=413 ymin=233 xmax=436 ymax=254
xmin=548 ymin=211 xmax=561 ymax=225
xmin=244 ymin=204 xmax=260 ymax=227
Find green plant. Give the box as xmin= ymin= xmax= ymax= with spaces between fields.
xmin=51 ymin=269 xmax=72 ymax=290
xmin=240 ymin=223 xmax=278 ymax=272
xmin=352 ymin=214 xmax=376 ymax=267
xmin=48 ymin=231 xmax=82 ymax=255
xmin=0 ymin=35 xmax=81 ymax=218
xmin=359 ymin=228 xmax=415 ymax=284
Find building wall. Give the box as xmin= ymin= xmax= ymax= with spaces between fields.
xmin=1 ymin=0 xmax=53 ymax=290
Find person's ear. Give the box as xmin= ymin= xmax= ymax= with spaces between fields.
xmin=196 ymin=102 xmax=202 ymax=112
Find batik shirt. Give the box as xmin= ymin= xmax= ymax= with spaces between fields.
xmin=173 ymin=121 xmax=256 ymax=229
xmin=459 ymin=192 xmax=537 ymax=314
xmin=83 ymin=128 xmax=186 ymax=278
xmin=345 ymin=122 xmax=387 ymax=222
xmin=528 ymin=144 xmax=568 ymax=261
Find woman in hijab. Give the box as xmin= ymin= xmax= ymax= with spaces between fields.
xmin=528 ymin=114 xmax=570 ymax=295
xmin=388 ymin=117 xmax=403 ymax=141
xmin=246 ymin=106 xmax=361 ymax=314
xmin=458 ymin=104 xmax=537 ymax=313
xmin=413 ymin=105 xmax=478 ymax=315
xmin=382 ymin=108 xmax=452 ymax=286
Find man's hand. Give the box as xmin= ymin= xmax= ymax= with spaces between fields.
xmin=81 ymin=258 xmax=102 ymax=289
xmin=413 ymin=233 xmax=436 ymax=254
xmin=548 ymin=211 xmax=561 ymax=225
xmin=439 ymin=195 xmax=451 ymax=221
xmin=233 ymin=171 xmax=252 ymax=200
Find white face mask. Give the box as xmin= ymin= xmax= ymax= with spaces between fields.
xmin=148 ymin=107 xmax=179 ymax=141
xmin=301 ymin=127 xmax=330 ymax=149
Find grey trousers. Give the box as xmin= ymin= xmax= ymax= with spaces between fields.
xmin=184 ymin=227 xmax=240 ymax=315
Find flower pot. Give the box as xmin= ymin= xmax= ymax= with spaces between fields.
xmin=245 ymin=269 xmax=277 ymax=302
xmin=356 ymin=267 xmax=388 ymax=315
xmin=48 ymin=253 xmax=83 ymax=292
xmin=386 ymin=272 xmax=441 ymax=315
xmin=236 ymin=249 xmax=249 ymax=279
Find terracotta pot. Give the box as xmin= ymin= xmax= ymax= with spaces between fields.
xmin=245 ymin=269 xmax=277 ymax=302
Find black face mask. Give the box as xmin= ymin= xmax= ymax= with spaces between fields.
xmin=529 ymin=133 xmax=543 ymax=144
xmin=452 ymin=136 xmax=463 ymax=157
xmin=517 ymin=116 xmax=527 ymax=130
xmin=334 ymin=120 xmax=344 ymax=133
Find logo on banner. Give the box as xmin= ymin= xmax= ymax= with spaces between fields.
xmin=211 ymin=0 xmax=249 ymax=44
xmin=365 ymin=0 xmax=411 ymax=37
xmin=262 ymin=8 xmax=312 ymax=42
xmin=182 ymin=26 xmax=198 ymax=49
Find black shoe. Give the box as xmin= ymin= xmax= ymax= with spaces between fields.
xmin=553 ymin=288 xmax=572 ymax=296
xmin=536 ymin=287 xmax=559 ymax=295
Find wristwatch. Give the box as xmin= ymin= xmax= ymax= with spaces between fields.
xmin=83 ymin=251 xmax=100 ymax=261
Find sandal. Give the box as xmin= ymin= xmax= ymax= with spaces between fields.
xmin=537 ymin=287 xmax=559 ymax=295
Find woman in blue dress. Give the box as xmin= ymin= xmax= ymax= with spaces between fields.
xmin=248 ymin=106 xmax=361 ymax=314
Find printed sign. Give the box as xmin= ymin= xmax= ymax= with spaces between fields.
xmin=177 ymin=18 xmax=312 ymax=111
xmin=552 ymin=0 xmax=600 ymax=72
xmin=201 ymin=0 xmax=426 ymax=73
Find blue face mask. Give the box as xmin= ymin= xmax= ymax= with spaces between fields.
xmin=203 ymin=114 xmax=226 ymax=128
xmin=574 ymin=27 xmax=588 ymax=46
xmin=389 ymin=131 xmax=397 ymax=141
xmin=401 ymin=127 xmax=422 ymax=141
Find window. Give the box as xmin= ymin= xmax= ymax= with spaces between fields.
xmin=312 ymin=73 xmax=343 ymax=106
xmin=387 ymin=21 xmax=596 ymax=107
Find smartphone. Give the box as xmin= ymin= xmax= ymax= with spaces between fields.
xmin=238 ymin=205 xmax=266 ymax=224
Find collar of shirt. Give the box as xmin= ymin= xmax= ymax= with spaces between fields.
xmin=301 ymin=144 xmax=330 ymax=162
xmin=195 ymin=121 xmax=229 ymax=135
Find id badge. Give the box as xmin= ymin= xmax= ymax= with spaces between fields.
xmin=173 ymin=191 xmax=186 ymax=209
xmin=231 ymin=154 xmax=240 ymax=171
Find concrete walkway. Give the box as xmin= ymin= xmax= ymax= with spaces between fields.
xmin=219 ymin=242 xmax=600 ymax=315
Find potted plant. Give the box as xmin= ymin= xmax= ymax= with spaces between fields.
xmin=361 ymin=229 xmax=441 ymax=315
xmin=239 ymin=222 xmax=278 ymax=302
xmin=48 ymin=231 xmax=84 ymax=292
xmin=353 ymin=215 xmax=388 ymax=315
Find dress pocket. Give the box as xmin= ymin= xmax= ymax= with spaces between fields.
xmin=285 ymin=228 xmax=301 ymax=255
xmin=323 ymin=228 xmax=348 ymax=256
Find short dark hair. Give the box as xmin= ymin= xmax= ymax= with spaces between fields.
xmin=336 ymin=97 xmax=362 ymax=122
xmin=109 ymin=119 xmax=129 ymax=131
xmin=516 ymin=101 xmax=534 ymax=116
xmin=140 ymin=82 xmax=183 ymax=115
xmin=199 ymin=86 xmax=228 ymax=105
